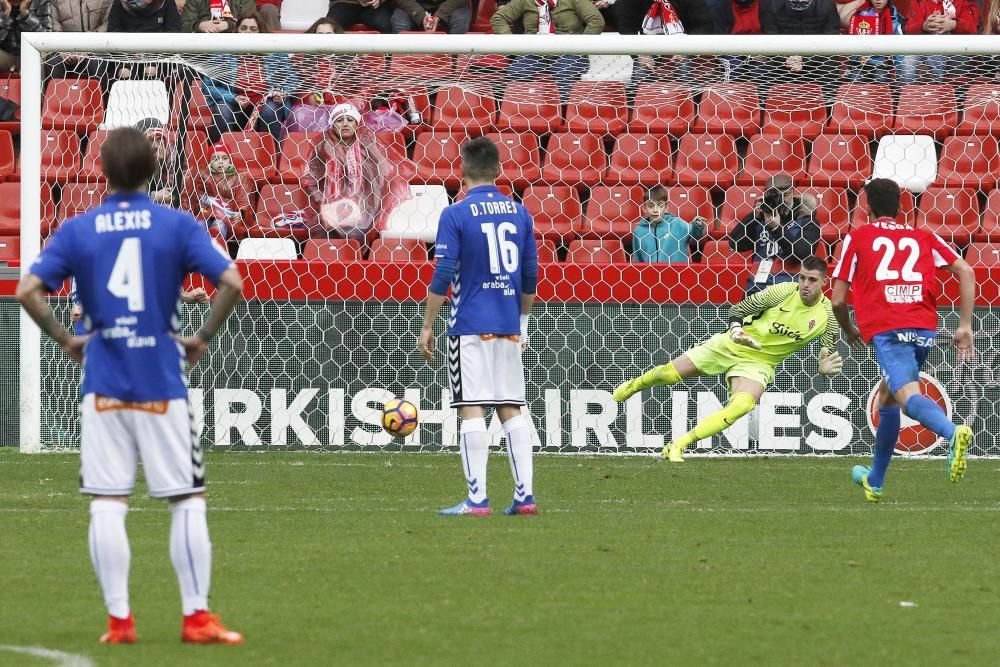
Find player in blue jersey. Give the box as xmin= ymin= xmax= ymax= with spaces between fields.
xmin=17 ymin=128 xmax=245 ymax=645
xmin=419 ymin=137 xmax=540 ymax=517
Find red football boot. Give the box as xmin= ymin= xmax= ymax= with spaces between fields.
xmin=181 ymin=610 xmax=244 ymax=644
xmin=99 ymin=613 xmax=136 ymax=644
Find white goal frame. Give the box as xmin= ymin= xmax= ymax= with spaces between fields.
xmin=17 ymin=32 xmax=1000 ymax=452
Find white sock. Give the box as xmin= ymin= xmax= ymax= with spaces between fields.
xmin=169 ymin=497 xmax=212 ymax=616
xmin=89 ymin=499 xmax=131 ymax=619
xmin=459 ymin=417 xmax=489 ymax=504
xmin=503 ymin=415 xmax=534 ymax=501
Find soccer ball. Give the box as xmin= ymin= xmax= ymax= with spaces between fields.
xmin=382 ymin=398 xmax=418 ymax=437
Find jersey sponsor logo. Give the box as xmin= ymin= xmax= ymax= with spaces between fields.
xmin=769 ymin=321 xmax=804 ymax=342
xmin=94 ymin=210 xmax=153 ymax=233
xmin=808 ymin=319 xmax=816 ymax=331
xmin=95 ymin=394 xmax=169 ymax=415
xmin=884 ymin=284 xmax=923 ymax=304
xmin=866 ymin=372 xmax=953 ymax=454
xmin=894 ymin=331 xmax=935 ymax=347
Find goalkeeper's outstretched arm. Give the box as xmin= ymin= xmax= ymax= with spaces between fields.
xmin=726 ymin=282 xmax=798 ymax=350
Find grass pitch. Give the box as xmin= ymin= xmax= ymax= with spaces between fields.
xmin=2 ymin=451 xmax=999 ymax=666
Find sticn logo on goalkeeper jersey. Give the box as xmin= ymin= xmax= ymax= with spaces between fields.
xmin=769 ymin=321 xmax=804 ymax=341
xmin=866 ymin=372 xmax=952 ymax=455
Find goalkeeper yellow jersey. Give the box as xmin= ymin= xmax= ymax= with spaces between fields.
xmin=724 ymin=282 xmax=837 ymax=367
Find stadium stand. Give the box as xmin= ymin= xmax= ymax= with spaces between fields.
xmin=629 ymin=82 xmax=695 ymax=136
xmin=521 ymin=185 xmax=581 ymax=243
xmin=302 ymin=238 xmax=364 ymax=262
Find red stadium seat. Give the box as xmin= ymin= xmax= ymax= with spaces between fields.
xmin=978 ymin=189 xmax=1000 ymax=241
xmin=431 ymin=86 xmax=496 ymax=135
xmin=302 ymin=238 xmax=362 ymax=262
xmin=828 ymin=83 xmax=893 ymax=138
xmin=41 ymin=130 xmax=81 ymax=183
xmin=412 ymin=131 xmax=467 ymax=188
xmin=673 ymin=133 xmax=738 ymax=188
xmin=454 ymin=54 xmax=510 ymax=85
xmin=700 ymin=239 xmax=750 ymax=267
xmin=892 ymin=85 xmax=958 ymax=140
xmin=693 ymin=83 xmax=760 ymax=137
xmin=566 ymin=238 xmax=627 ymax=264
xmin=629 ymin=82 xmax=695 ymax=135
xmin=276 ymin=131 xmax=320 ymax=184
xmin=58 ymin=182 xmax=108 ymax=221
xmin=497 ymin=78 xmax=564 ymax=134
xmin=184 ymin=130 xmax=211 ymax=169
xmin=171 ymin=83 xmax=213 ymax=131
xmin=254 ymin=184 xmax=312 ymax=239
xmin=389 ymin=53 xmax=452 ymax=79
xmin=0 ymin=77 xmax=20 ymax=132
xmin=663 ymin=186 xmax=714 ymax=224
xmin=521 ymin=185 xmax=580 ymax=242
xmin=360 ymin=84 xmax=430 ymax=138
xmin=718 ymin=184 xmax=764 ymax=239
xmin=78 ymin=130 xmax=110 ymax=182
xmin=0 ymin=181 xmax=59 ymax=236
xmin=454 ymin=182 xmax=513 ymax=201
xmin=564 ymin=81 xmax=628 ymax=136
xmin=736 ymin=135 xmax=807 ymax=186
xmin=484 ymin=131 xmax=541 ymax=190
xmin=805 ymin=134 xmax=872 ymax=189
xmin=540 ymin=133 xmax=606 ymax=189
xmin=956 ymin=84 xmax=1000 ymax=136
xmin=916 ymin=187 xmax=979 ymax=245
xmin=369 ymin=237 xmax=428 ymax=262
xmin=965 ymin=242 xmax=1000 ymax=267
xmin=934 ymin=136 xmax=1000 ymax=190
xmin=219 ymin=132 xmax=277 ymax=183
xmin=0 ymin=130 xmax=14 ymax=181
xmin=761 ymin=83 xmax=827 ymax=140
xmin=852 ymin=188 xmax=916 ymax=227
xmin=810 ymin=187 xmax=852 ymax=242
xmin=580 ymin=185 xmax=643 ymax=240
xmin=0 ymin=235 xmax=17 ymax=261
xmin=606 ymin=133 xmax=673 ymax=186
xmin=536 ymin=238 xmax=558 ymax=264
xmin=42 ymin=78 xmax=104 ymax=132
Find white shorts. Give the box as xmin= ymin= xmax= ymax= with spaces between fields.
xmin=448 ymin=334 xmax=526 ymax=407
xmin=80 ymin=393 xmax=205 ymax=499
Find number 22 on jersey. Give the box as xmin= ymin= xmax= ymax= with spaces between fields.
xmin=106 ymin=237 xmax=145 ymax=312
xmin=481 ymin=222 xmax=519 ymax=274
xmin=872 ymin=236 xmax=923 ymax=282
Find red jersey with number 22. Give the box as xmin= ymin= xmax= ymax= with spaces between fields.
xmin=831 ymin=218 xmax=960 ymax=341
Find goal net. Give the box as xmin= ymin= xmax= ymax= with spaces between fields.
xmin=11 ymin=33 xmax=1000 ymax=455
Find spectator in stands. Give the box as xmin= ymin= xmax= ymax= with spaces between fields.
xmin=631 ymin=0 xmax=719 ymax=83
xmin=0 ymin=0 xmax=54 ymax=72
xmin=592 ymin=0 xmax=625 ymax=31
xmin=282 ymin=18 xmax=343 ymax=137
xmin=301 ymin=102 xmax=412 ymax=246
xmin=48 ymin=0 xmax=112 ymax=79
xmin=729 ymin=174 xmax=821 ymax=294
xmin=706 ymin=0 xmax=762 ymax=33
xmin=109 ymin=0 xmax=181 ymax=32
xmin=255 ymin=0 xmax=278 ymax=30
xmin=632 ymin=185 xmax=706 ymax=263
xmin=201 ymin=12 xmax=298 ymax=142
xmin=391 ymin=0 xmax=469 ymax=33
xmin=760 ymin=0 xmax=840 ymax=93
xmin=900 ymin=0 xmax=980 ymax=83
xmin=181 ymin=0 xmax=252 ymax=32
xmin=617 ymin=0 xmax=714 ymax=34
xmin=327 ymin=0 xmax=392 ymax=34
xmin=182 ymin=141 xmax=255 ymax=247
xmin=135 ymin=117 xmax=180 ymax=206
xmin=491 ymin=0 xmax=604 ymax=100
xmin=984 ymin=0 xmax=999 ymax=33
xmin=837 ymin=0 xmax=904 ymax=84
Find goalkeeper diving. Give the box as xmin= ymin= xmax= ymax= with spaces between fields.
xmin=613 ymin=255 xmax=843 ymax=461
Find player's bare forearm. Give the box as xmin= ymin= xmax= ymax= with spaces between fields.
xmin=830 ymin=279 xmax=863 ymax=348
xmin=197 ymin=268 xmax=243 ymax=342
xmin=947 ymin=259 xmax=976 ymax=330
xmin=521 ymin=292 xmax=535 ymax=316
xmin=422 ymin=291 xmax=447 ymax=331
xmin=16 ymin=274 xmax=71 ymax=347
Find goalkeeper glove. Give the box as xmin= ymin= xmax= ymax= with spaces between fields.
xmin=817 ymin=347 xmax=843 ymax=376
xmin=729 ymin=324 xmax=761 ymax=350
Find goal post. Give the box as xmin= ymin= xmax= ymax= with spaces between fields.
xmin=14 ymin=32 xmax=1000 ymax=454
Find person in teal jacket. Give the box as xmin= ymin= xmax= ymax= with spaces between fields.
xmin=632 ymin=185 xmax=706 ymax=263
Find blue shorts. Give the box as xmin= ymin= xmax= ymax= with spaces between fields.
xmin=871 ymin=329 xmax=936 ymax=394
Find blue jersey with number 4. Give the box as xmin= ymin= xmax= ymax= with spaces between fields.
xmin=30 ymin=192 xmax=234 ymax=402
xmin=433 ymin=185 xmax=538 ymax=336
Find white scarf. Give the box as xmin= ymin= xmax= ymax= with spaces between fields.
xmin=642 ymin=0 xmax=685 ymax=35
xmin=536 ymin=0 xmax=557 ymax=34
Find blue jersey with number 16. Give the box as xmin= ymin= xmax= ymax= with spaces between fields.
xmin=30 ymin=192 xmax=234 ymax=402
xmin=433 ymin=185 xmax=538 ymax=336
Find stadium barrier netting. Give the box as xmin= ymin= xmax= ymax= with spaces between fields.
xmin=10 ymin=34 xmax=1000 ymax=454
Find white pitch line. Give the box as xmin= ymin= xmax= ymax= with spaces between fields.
xmin=0 ymin=645 xmax=94 ymax=667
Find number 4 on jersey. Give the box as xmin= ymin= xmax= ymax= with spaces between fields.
xmin=107 ymin=237 xmax=145 ymax=312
